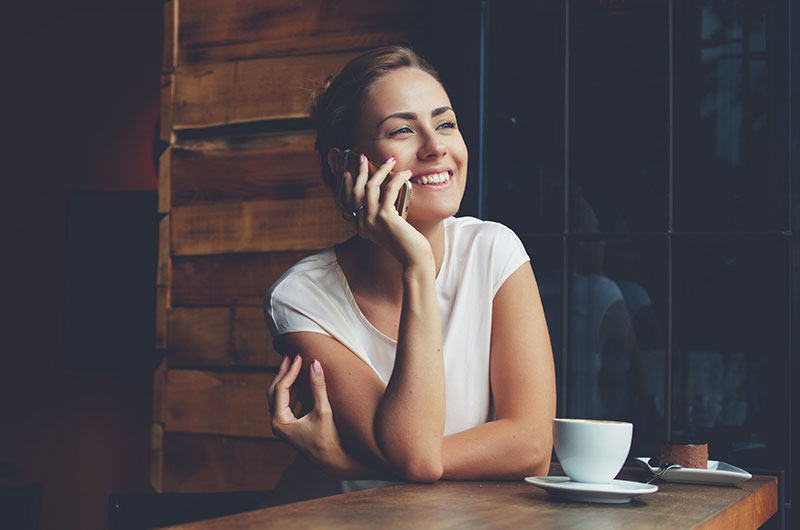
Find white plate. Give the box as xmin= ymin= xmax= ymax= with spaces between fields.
xmin=525 ymin=476 xmax=658 ymax=504
xmin=635 ymin=457 xmax=752 ymax=485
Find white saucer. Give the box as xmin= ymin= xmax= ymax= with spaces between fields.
xmin=635 ymin=457 xmax=752 ymax=485
xmin=525 ymin=476 xmax=658 ymax=504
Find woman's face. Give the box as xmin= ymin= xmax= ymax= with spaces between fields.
xmin=351 ymin=67 xmax=468 ymax=225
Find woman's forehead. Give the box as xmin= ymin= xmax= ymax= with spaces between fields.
xmin=363 ymin=68 xmax=452 ymax=120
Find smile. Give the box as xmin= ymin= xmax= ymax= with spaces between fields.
xmin=411 ymin=171 xmax=451 ymax=186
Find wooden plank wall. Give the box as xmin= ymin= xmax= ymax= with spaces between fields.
xmin=154 ymin=0 xmax=429 ymax=493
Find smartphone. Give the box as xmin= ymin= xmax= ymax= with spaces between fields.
xmin=337 ymin=149 xmax=411 ymax=220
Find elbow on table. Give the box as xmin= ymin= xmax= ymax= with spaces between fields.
xmin=396 ymin=458 xmax=443 ymax=483
xmin=503 ymin=438 xmax=552 ymax=479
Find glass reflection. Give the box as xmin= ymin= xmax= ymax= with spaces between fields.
xmin=535 ymin=194 xmax=667 ymax=454
xmin=674 ymin=0 xmax=785 ymax=231
xmin=672 ymin=236 xmax=790 ymax=469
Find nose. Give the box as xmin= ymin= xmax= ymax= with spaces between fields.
xmin=417 ymin=129 xmax=447 ymax=160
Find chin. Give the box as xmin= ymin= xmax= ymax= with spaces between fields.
xmin=407 ymin=203 xmax=461 ymax=225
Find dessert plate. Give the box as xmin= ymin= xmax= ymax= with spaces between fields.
xmin=635 ymin=457 xmax=752 ymax=485
xmin=525 ymin=476 xmax=658 ymax=504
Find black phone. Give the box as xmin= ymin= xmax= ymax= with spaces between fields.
xmin=337 ymin=149 xmax=411 ymax=220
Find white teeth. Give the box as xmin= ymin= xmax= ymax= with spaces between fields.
xmin=414 ymin=172 xmax=450 ymax=185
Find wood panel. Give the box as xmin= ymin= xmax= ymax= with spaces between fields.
xmin=160 ymin=74 xmax=174 ymax=145
xmin=167 ymin=306 xmax=281 ymax=367
xmin=153 ymin=359 xmax=168 ymax=423
xmin=171 ymin=196 xmax=353 ymax=256
xmin=151 ymin=422 xmax=164 ymax=492
xmin=176 ymin=0 xmax=425 ymax=64
xmin=159 ymin=146 xmax=172 ymax=213
xmin=163 ymin=433 xmax=296 ymax=493
xmin=172 ymin=51 xmax=360 ymax=129
xmin=157 ymin=214 xmax=170 ymax=286
xmin=171 ymin=130 xmax=326 ymax=206
xmin=156 ymin=285 xmax=169 ymax=350
xmin=162 ymin=0 xmax=176 ymax=73
xmin=164 ymin=369 xmax=275 ymax=438
xmin=171 ymin=251 xmax=312 ymax=307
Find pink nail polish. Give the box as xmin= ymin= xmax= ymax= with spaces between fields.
xmin=312 ymin=359 xmax=322 ymax=374
xmin=294 ymin=354 xmax=301 ymax=363
xmin=385 ymin=156 xmax=396 ymax=164
xmin=360 ymin=153 xmax=366 ymax=163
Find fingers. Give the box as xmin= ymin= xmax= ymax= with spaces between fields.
xmin=350 ymin=154 xmax=370 ymax=217
xmin=364 ymin=157 xmax=396 ymax=209
xmin=380 ymin=169 xmax=413 ymax=213
xmin=271 ymin=355 xmax=302 ymax=420
xmin=308 ymin=359 xmax=333 ymax=415
xmin=267 ymin=355 xmax=290 ymax=410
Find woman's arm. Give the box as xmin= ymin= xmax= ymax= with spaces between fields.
xmin=273 ymin=278 xmax=446 ymax=485
xmin=271 ymin=262 xmax=555 ymax=481
xmin=441 ymin=262 xmax=556 ymax=479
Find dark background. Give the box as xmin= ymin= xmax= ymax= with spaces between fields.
xmin=0 ymin=0 xmax=796 ymax=529
xmin=1 ymin=2 xmax=162 ymax=529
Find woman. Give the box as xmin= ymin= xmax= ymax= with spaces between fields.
xmin=265 ymin=46 xmax=555 ymax=488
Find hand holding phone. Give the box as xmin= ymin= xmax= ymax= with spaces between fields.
xmin=336 ymin=150 xmax=411 ymax=220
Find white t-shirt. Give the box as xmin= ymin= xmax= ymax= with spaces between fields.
xmin=265 ymin=216 xmax=530 ymax=437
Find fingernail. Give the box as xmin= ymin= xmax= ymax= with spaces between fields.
xmin=312 ymin=359 xmax=322 ymax=374
xmin=294 ymin=354 xmax=301 ymax=363
xmin=385 ymin=156 xmax=396 ymax=164
xmin=344 ymin=170 xmax=352 ymax=179
xmin=360 ymin=153 xmax=366 ymax=163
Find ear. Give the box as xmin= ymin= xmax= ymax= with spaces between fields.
xmin=327 ymin=148 xmax=344 ymax=177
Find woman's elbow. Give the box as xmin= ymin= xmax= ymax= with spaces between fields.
xmin=518 ymin=440 xmax=552 ymax=478
xmin=397 ymin=458 xmax=443 ymax=483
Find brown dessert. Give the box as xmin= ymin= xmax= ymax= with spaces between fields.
xmin=659 ymin=441 xmax=708 ymax=469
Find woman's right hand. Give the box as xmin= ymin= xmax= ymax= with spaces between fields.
xmin=342 ymin=155 xmax=433 ymax=269
xmin=267 ymin=354 xmax=380 ymax=479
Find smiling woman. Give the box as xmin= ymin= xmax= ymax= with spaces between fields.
xmin=263 ymin=45 xmax=556 ymax=499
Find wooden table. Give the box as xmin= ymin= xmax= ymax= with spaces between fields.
xmin=161 ymin=472 xmax=777 ymax=529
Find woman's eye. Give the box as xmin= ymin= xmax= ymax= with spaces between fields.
xmin=389 ymin=126 xmax=413 ymax=137
xmin=437 ymin=121 xmax=456 ymax=130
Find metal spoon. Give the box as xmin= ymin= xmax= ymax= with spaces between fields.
xmin=645 ymin=461 xmax=681 ymax=484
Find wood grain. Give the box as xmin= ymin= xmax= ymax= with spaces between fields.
xmin=159 ymin=146 xmax=172 ymax=213
xmin=160 ymin=74 xmax=174 ymax=145
xmin=164 ymin=369 xmax=276 ymax=438
xmin=162 ymin=0 xmax=176 ymax=73
xmin=159 ymin=475 xmax=779 ymax=529
xmin=153 ymin=358 xmax=168 ymax=423
xmin=171 ymin=197 xmax=353 ymax=256
xmin=167 ymin=306 xmax=281 ymax=367
xmin=150 ymin=422 xmax=164 ymax=493
xmin=170 ymin=130 xmax=326 ymax=206
xmin=176 ymin=0 xmax=425 ymax=64
xmin=171 ymin=251 xmax=312 ymax=307
xmin=172 ymin=51 xmax=360 ymax=128
xmin=157 ymin=214 xmax=170 ymax=286
xmin=156 ymin=285 xmax=169 ymax=350
xmin=162 ymin=433 xmax=296 ymax=493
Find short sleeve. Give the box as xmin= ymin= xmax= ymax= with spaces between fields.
xmin=265 ymin=276 xmax=332 ymax=339
xmin=489 ymin=223 xmax=530 ymax=296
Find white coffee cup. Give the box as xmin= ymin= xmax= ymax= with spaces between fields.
xmin=553 ymin=418 xmax=633 ymax=484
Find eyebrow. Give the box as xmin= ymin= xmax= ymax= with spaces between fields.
xmin=376 ymin=106 xmax=454 ymax=129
